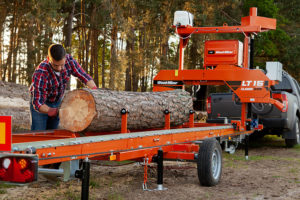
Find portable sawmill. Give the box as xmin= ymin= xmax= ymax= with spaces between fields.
xmin=0 ymin=7 xmax=285 ymax=199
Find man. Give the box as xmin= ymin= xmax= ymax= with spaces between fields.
xmin=30 ymin=44 xmax=97 ymax=130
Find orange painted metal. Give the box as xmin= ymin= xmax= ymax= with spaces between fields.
xmin=121 ymin=112 xmax=128 ymax=133
xmin=153 ymin=66 xmax=284 ymax=112
xmin=189 ymin=112 xmax=194 ymax=128
xmin=204 ymin=40 xmax=242 ymax=67
xmin=5 ymin=7 xmax=273 ymax=169
xmin=164 ymin=112 xmax=170 ymax=129
xmin=243 ymin=35 xmax=250 ymax=68
xmin=12 ymin=130 xmax=77 ymax=143
xmin=171 ymin=144 xmax=199 ymax=152
xmin=175 ymin=7 xmax=276 ymax=36
xmin=12 ymin=124 xmax=247 ymax=166
xmin=240 ymin=103 xmax=247 ymax=130
xmin=164 ymin=152 xmax=195 ymax=160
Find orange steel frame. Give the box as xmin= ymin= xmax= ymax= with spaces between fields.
xmin=153 ymin=7 xmax=283 ymax=130
xmin=6 ymin=7 xmax=275 ymax=168
xmin=11 ymin=110 xmax=254 ymax=166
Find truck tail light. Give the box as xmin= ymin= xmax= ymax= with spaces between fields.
xmin=272 ymin=93 xmax=288 ymax=112
xmin=0 ymin=154 xmax=38 ymax=183
xmin=281 ymin=94 xmax=288 ymax=112
xmin=206 ymin=96 xmax=212 ymax=114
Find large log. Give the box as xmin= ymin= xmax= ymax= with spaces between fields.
xmin=59 ymin=89 xmax=193 ymax=132
xmin=0 ymin=81 xmax=31 ymax=131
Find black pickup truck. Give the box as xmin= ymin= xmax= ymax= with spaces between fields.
xmin=206 ymin=70 xmax=300 ymax=147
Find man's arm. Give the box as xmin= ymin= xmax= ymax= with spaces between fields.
xmin=67 ymin=55 xmax=97 ymax=88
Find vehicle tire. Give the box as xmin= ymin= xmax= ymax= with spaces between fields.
xmin=285 ymin=118 xmax=300 ymax=148
xmin=251 ymin=103 xmax=273 ymax=115
xmin=197 ymin=138 xmax=222 ymax=186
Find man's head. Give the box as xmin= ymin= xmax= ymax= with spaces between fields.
xmin=48 ymin=44 xmax=66 ymax=72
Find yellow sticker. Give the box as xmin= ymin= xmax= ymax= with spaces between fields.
xmin=175 ymin=70 xmax=178 ymax=77
xmin=0 ymin=123 xmax=5 ymax=144
xmin=109 ymin=154 xmax=116 ymax=161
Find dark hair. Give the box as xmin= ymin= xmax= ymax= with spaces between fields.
xmin=48 ymin=44 xmax=66 ymax=61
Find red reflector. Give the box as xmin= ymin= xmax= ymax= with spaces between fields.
xmin=206 ymin=96 xmax=212 ymax=114
xmin=0 ymin=154 xmax=38 ymax=183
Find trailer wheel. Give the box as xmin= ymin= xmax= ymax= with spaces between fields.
xmin=285 ymin=118 xmax=300 ymax=148
xmin=197 ymin=138 xmax=222 ymax=186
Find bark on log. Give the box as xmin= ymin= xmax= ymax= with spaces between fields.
xmin=59 ymin=89 xmax=193 ymax=132
xmin=0 ymin=81 xmax=31 ymax=131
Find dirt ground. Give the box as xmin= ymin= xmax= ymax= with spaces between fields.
xmin=1 ymin=136 xmax=300 ymax=200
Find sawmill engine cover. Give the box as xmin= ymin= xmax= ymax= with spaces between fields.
xmin=204 ymin=40 xmax=244 ymax=67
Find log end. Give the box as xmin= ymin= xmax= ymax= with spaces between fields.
xmin=59 ymin=89 xmax=96 ymax=132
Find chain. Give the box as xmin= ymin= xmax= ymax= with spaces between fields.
xmin=142 ymin=157 xmax=151 ymax=191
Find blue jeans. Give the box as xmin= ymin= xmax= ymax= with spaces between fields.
xmin=30 ymin=99 xmax=61 ymax=131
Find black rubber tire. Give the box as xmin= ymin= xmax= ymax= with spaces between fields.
xmin=251 ymin=103 xmax=273 ymax=115
xmin=197 ymin=138 xmax=222 ymax=186
xmin=285 ymin=118 xmax=300 ymax=148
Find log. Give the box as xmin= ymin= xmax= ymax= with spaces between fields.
xmin=59 ymin=89 xmax=193 ymax=132
xmin=0 ymin=81 xmax=31 ymax=131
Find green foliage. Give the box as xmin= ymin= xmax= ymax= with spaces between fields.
xmin=0 ymin=0 xmax=299 ymax=88
xmin=243 ymin=0 xmax=278 ymax=17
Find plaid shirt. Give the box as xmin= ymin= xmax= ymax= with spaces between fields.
xmin=30 ymin=54 xmax=92 ymax=111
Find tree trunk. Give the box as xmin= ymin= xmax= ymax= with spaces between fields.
xmin=101 ymin=27 xmax=106 ymax=88
xmin=64 ymin=1 xmax=75 ymax=51
xmin=59 ymin=89 xmax=192 ymax=132
xmin=109 ymin=24 xmax=118 ymax=90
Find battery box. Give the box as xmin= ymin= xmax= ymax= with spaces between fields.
xmin=204 ymin=40 xmax=244 ymax=67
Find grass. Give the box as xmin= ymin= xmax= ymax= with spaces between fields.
xmin=64 ymin=189 xmax=81 ymax=200
xmin=0 ymin=189 xmax=6 ymax=194
xmin=272 ymin=175 xmax=281 ymax=178
xmin=295 ymin=180 xmax=300 ymax=184
xmin=225 ymin=152 xmax=300 ymax=162
xmin=107 ymin=192 xmax=123 ymax=200
xmin=0 ymin=183 xmax=16 ymax=189
xmin=90 ymin=178 xmax=101 ymax=188
xmin=249 ymin=135 xmax=285 ymax=148
xmin=288 ymin=168 xmax=298 ymax=174
xmin=292 ymin=144 xmax=300 ymax=151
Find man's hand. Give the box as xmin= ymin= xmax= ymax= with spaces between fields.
xmin=48 ymin=107 xmax=59 ymax=117
xmin=86 ymin=80 xmax=97 ymax=89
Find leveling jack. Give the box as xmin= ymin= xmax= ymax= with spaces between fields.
xmin=75 ymin=158 xmax=90 ymax=200
xmin=143 ymin=149 xmax=167 ymax=191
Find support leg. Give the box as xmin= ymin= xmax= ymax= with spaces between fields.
xmin=156 ymin=149 xmax=166 ymax=190
xmin=75 ymin=158 xmax=90 ymax=200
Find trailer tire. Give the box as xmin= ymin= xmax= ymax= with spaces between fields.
xmin=285 ymin=118 xmax=300 ymax=148
xmin=197 ymin=138 xmax=222 ymax=186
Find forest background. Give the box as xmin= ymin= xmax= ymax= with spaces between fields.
xmin=0 ymin=0 xmax=299 ymax=91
